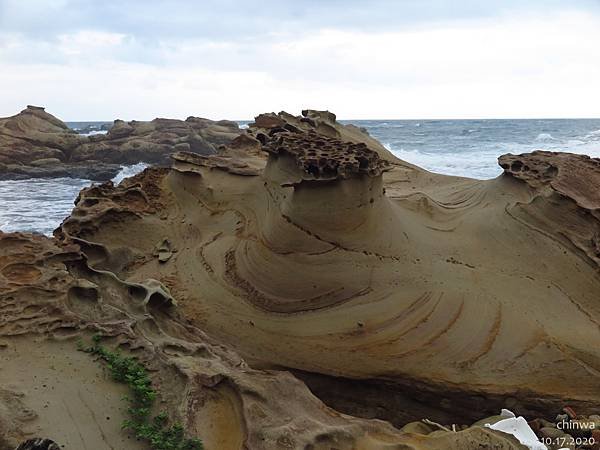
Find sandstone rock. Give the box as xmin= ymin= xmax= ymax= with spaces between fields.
xmin=0 ymin=106 xmax=242 ymax=181
xmin=58 ymin=110 xmax=600 ymax=428
xmin=499 ymin=151 xmax=600 ymax=271
xmin=0 ymin=106 xmax=82 ymax=166
xmin=3 ymin=108 xmax=600 ymax=449
xmin=106 ymin=119 xmax=134 ymax=138
xmin=247 ymin=109 xmax=402 ymax=164
xmin=228 ymin=133 xmax=262 ymax=152
xmin=70 ymin=116 xmax=240 ymax=167
xmin=401 ymin=421 xmax=434 ymax=435
xmin=156 ymin=238 xmax=173 ymax=263
xmin=254 ymin=113 xmax=287 ymax=129
xmin=592 ymin=429 xmax=600 ymax=450
xmin=539 ymin=427 xmax=565 ymax=439
xmin=540 ymin=429 xmax=576 ymax=450
xmin=0 ymin=230 xmax=529 ymax=450
xmin=262 ymin=131 xmax=390 ymax=182
xmin=174 ymin=142 xmax=191 ymax=152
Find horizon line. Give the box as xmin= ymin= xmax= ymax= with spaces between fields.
xmin=63 ymin=116 xmax=600 ymax=123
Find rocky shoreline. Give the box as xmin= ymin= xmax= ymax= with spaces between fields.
xmin=0 ymin=106 xmax=241 ymax=181
xmin=1 ymin=108 xmax=599 ymax=449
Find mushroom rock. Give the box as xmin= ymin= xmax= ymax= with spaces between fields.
xmin=247 ymin=109 xmax=406 ymax=165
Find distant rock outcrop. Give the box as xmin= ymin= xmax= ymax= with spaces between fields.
xmin=0 ymin=106 xmax=241 ymax=181
xmin=0 ymin=105 xmax=92 ymax=177
xmin=72 ymin=117 xmax=240 ymax=165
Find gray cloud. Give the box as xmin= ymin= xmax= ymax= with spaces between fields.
xmin=1 ymin=0 xmax=599 ymax=119
xmin=2 ymin=0 xmax=599 ymax=42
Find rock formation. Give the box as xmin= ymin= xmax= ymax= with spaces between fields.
xmin=0 ymin=106 xmax=241 ymax=181
xmin=0 ymin=230 xmax=525 ymax=449
xmin=499 ymin=150 xmax=600 ymax=271
xmin=1 ymin=109 xmax=599 ymax=449
xmin=71 ymin=116 xmax=240 ymax=166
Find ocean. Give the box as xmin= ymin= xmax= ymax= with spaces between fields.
xmin=1 ymin=119 xmax=599 ymax=236
xmin=343 ymin=118 xmax=600 ymax=179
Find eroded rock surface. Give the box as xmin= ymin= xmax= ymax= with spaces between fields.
xmin=0 ymin=106 xmax=241 ymax=181
xmin=2 ymin=109 xmax=599 ymax=449
xmin=50 ymin=110 xmax=600 ymax=425
xmin=72 ymin=117 xmax=240 ymax=166
xmin=0 ymin=230 xmax=526 ymax=449
xmin=500 ymin=151 xmax=600 ymax=270
xmin=263 ymin=132 xmax=390 ymax=181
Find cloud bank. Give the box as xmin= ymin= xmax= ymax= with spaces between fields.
xmin=0 ymin=0 xmax=599 ymax=119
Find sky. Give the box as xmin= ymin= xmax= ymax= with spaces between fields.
xmin=0 ymin=0 xmax=599 ymax=120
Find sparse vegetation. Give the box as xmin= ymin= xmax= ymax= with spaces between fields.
xmin=78 ymin=335 xmax=203 ymax=450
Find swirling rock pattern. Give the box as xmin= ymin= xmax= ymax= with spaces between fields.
xmin=500 ymin=151 xmax=600 ymax=270
xmin=0 ymin=231 xmax=526 ymax=449
xmin=2 ymin=109 xmax=599 ymax=449
xmin=55 ymin=111 xmax=600 ymax=421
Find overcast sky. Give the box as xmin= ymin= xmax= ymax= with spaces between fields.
xmin=1 ymin=0 xmax=599 ymax=120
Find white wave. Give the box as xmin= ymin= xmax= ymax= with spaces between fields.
xmin=82 ymin=130 xmax=108 ymax=137
xmin=535 ymin=133 xmax=556 ymax=142
xmin=365 ymin=122 xmax=405 ymax=129
xmin=239 ymin=123 xmax=249 ymax=129
xmin=383 ymin=143 xmax=503 ymax=180
xmin=584 ymin=129 xmax=600 ymax=141
xmin=112 ymin=162 xmax=148 ymax=184
xmin=0 ymin=177 xmax=92 ymax=236
xmin=0 ymin=163 xmax=150 ymax=236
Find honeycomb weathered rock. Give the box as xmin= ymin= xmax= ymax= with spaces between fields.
xmin=264 ymin=131 xmax=390 ymax=180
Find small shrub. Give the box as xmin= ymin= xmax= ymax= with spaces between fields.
xmin=79 ymin=335 xmax=203 ymax=450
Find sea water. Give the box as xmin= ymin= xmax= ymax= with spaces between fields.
xmin=1 ymin=119 xmax=599 ymax=235
xmin=342 ymin=118 xmax=600 ymax=179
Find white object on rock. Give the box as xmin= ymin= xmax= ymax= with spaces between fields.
xmin=485 ymin=410 xmax=547 ymax=450
xmin=500 ymin=409 xmax=516 ymax=418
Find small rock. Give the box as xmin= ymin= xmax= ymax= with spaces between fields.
xmin=401 ymin=421 xmax=433 ymax=435
xmin=540 ymin=427 xmax=565 ymax=439
xmin=591 ymin=429 xmax=600 ymax=450
xmin=528 ymin=418 xmax=542 ymax=433
xmin=155 ymin=238 xmax=173 ymax=263
xmin=539 ymin=418 xmax=556 ymax=428
xmin=174 ymin=142 xmax=191 ymax=152
xmin=563 ymin=406 xmax=577 ymax=419
xmin=15 ymin=438 xmax=60 ymax=450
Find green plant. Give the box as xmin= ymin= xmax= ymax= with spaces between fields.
xmin=80 ymin=335 xmax=203 ymax=450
